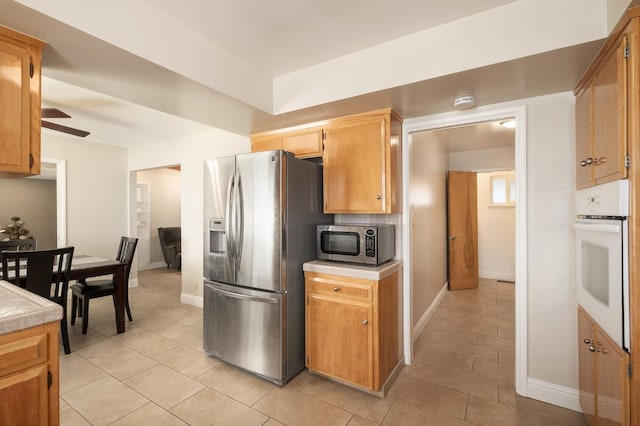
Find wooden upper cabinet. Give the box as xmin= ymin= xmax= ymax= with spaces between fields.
xmin=251 ymin=127 xmax=323 ymax=159
xmin=575 ymin=33 xmax=628 ymax=189
xmin=575 ymin=85 xmax=593 ymax=190
xmin=251 ymin=108 xmax=402 ymax=214
xmin=592 ymin=37 xmax=628 ymax=185
xmin=0 ymin=25 xmax=45 ymax=176
xmin=323 ymin=109 xmax=402 ymax=214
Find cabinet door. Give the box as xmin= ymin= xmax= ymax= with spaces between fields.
xmin=596 ymin=328 xmax=629 ymax=426
xmin=251 ymin=135 xmax=283 ymax=153
xmin=592 ymin=37 xmax=627 ymax=185
xmin=306 ymin=294 xmax=372 ymax=388
xmin=283 ymin=129 xmax=323 ymax=158
xmin=578 ymin=308 xmax=598 ymax=425
xmin=575 ymin=85 xmax=593 ymax=189
xmin=0 ymin=364 xmax=48 ymax=425
xmin=0 ymin=37 xmax=32 ymax=174
xmin=323 ymin=117 xmax=386 ymax=213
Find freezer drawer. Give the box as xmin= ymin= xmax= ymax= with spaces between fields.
xmin=203 ymin=280 xmax=285 ymax=383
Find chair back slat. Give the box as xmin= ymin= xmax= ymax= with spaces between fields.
xmin=116 ymin=237 xmax=138 ymax=282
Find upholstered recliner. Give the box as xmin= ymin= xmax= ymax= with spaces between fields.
xmin=158 ymin=227 xmax=181 ymax=270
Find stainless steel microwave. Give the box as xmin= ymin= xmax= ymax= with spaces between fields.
xmin=316 ymin=224 xmax=395 ymax=265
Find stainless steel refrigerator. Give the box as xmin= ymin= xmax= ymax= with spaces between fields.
xmin=203 ymin=150 xmax=331 ymax=385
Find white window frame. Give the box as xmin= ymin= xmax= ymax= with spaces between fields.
xmin=490 ymin=172 xmax=516 ymax=207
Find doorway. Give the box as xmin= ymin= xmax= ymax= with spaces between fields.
xmin=135 ymin=166 xmax=182 ymax=271
xmin=402 ymin=105 xmax=527 ymax=395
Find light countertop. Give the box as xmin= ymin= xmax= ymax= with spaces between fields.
xmin=303 ymin=259 xmax=402 ymax=280
xmin=0 ymin=280 xmax=63 ymax=336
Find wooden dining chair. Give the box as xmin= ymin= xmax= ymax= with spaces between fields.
xmin=70 ymin=237 xmax=138 ymax=334
xmin=1 ymin=246 xmax=75 ymax=354
xmin=0 ymin=239 xmax=37 ymax=251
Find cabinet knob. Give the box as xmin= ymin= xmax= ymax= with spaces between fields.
xmin=594 ymin=157 xmax=606 ymax=165
xmin=601 ymin=347 xmax=609 ymax=355
xmin=588 ymin=345 xmax=598 ymax=353
xmin=376 ymin=195 xmax=382 ymax=200
xmin=362 ymin=319 xmax=368 ymax=325
xmin=583 ymin=338 xmax=591 ymax=344
xmin=333 ymin=287 xmax=341 ymax=292
xmin=580 ymin=158 xmax=594 ymax=167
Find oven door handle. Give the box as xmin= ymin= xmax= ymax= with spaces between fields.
xmin=573 ymin=222 xmax=621 ymax=233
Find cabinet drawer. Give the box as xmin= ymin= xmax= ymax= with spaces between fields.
xmin=307 ymin=275 xmax=372 ymax=302
xmin=0 ymin=333 xmax=47 ymax=377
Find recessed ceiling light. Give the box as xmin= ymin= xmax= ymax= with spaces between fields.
xmin=500 ymin=119 xmax=516 ymax=129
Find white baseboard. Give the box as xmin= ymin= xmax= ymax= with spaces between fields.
xmin=412 ymin=281 xmax=448 ymax=342
xmin=181 ymin=293 xmax=203 ymax=308
xmin=527 ymin=377 xmax=581 ymax=412
xmin=479 ymin=271 xmax=516 ymax=282
xmin=138 ymin=261 xmax=166 ymax=271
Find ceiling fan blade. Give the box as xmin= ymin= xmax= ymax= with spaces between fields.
xmin=42 ymin=108 xmax=71 ymax=119
xmin=42 ymin=120 xmax=90 ymax=137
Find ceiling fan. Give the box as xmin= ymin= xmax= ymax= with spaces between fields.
xmin=41 ymin=108 xmax=90 ymax=138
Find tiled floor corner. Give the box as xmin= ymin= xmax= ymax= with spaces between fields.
xmin=59 ymin=271 xmax=586 ymax=425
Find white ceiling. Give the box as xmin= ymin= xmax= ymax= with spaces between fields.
xmin=0 ymin=0 xmax=617 ymax=149
xmin=144 ymin=0 xmax=515 ymax=77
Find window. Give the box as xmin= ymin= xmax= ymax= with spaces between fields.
xmin=490 ymin=173 xmax=515 ymax=206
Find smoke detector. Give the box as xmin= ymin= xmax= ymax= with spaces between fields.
xmin=453 ymin=95 xmax=476 ymax=110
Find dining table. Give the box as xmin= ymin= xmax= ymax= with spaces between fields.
xmin=1 ymin=253 xmax=127 ymax=334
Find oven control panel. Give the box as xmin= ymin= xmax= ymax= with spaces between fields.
xmin=575 ymin=180 xmax=629 ymax=217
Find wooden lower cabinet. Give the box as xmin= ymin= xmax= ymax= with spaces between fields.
xmin=578 ymin=306 xmax=629 ymax=426
xmin=305 ymin=270 xmax=400 ymax=392
xmin=0 ymin=322 xmax=60 ymax=426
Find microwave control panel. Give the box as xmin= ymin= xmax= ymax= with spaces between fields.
xmin=365 ymin=229 xmax=376 ymax=258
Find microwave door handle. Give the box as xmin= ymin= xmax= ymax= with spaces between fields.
xmin=573 ymin=223 xmax=621 ymax=233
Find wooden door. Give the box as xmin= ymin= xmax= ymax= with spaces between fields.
xmin=323 ymin=117 xmax=386 ymax=213
xmin=447 ymin=171 xmax=478 ymax=290
xmin=306 ymin=294 xmax=372 ymax=388
xmin=593 ymin=36 xmax=627 ymax=185
xmin=578 ymin=307 xmax=598 ymax=425
xmin=596 ymin=327 xmax=630 ymax=426
xmin=0 ymin=365 xmax=49 ymax=425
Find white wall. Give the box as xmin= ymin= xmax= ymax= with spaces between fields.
xmin=128 ymin=128 xmax=250 ymax=304
xmin=41 ymin=133 xmax=129 ymax=258
xmin=408 ymin=131 xmax=449 ymax=330
xmin=449 ymin=146 xmax=515 ymax=171
xmin=524 ymin=92 xmax=577 ymax=394
xmin=477 ymin=172 xmax=516 ymax=282
xmin=136 ymin=168 xmax=181 ymax=265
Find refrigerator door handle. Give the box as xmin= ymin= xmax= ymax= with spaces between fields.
xmin=236 ymin=171 xmax=244 ymax=268
xmin=226 ymin=174 xmax=236 ymax=263
xmin=208 ymin=284 xmax=280 ymax=304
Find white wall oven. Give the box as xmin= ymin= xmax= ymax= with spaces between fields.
xmin=574 ymin=180 xmax=630 ymax=352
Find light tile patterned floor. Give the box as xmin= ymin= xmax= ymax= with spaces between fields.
xmin=59 ymin=272 xmax=586 ymax=425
